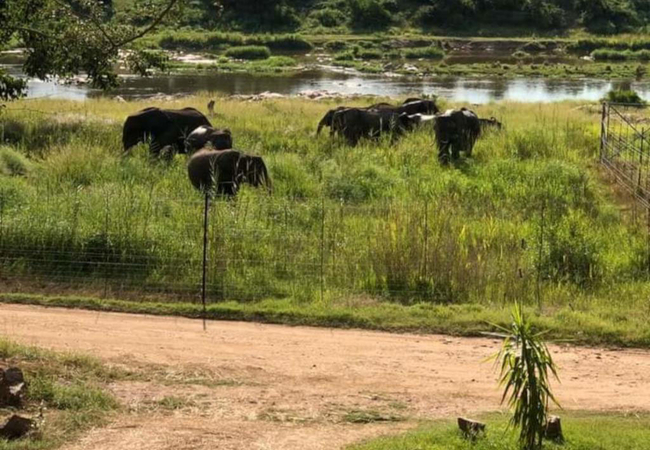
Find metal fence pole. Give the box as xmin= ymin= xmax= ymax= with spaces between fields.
xmin=201 ymin=193 xmax=209 ymax=330
xmin=320 ymin=198 xmax=325 ymax=303
xmin=600 ymin=102 xmax=608 ymax=161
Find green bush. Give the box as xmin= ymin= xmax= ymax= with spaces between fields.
xmin=310 ymin=8 xmax=347 ymax=28
xmin=324 ymin=40 xmax=348 ymax=51
xmin=603 ymin=89 xmax=646 ymax=105
xmin=0 ymin=146 xmax=31 ymax=176
xmin=403 ymin=46 xmax=445 ymax=59
xmin=334 ymin=50 xmax=356 ymax=61
xmin=225 ymin=46 xmax=271 ymax=60
xmin=358 ymin=48 xmax=383 ymax=59
xmin=540 ymin=211 xmax=602 ymax=286
xmin=347 ymin=0 xmax=393 ymax=30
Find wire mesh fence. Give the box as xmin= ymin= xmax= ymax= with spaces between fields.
xmin=0 ymin=192 xmax=527 ymax=305
xmin=600 ymin=102 xmax=650 ymax=207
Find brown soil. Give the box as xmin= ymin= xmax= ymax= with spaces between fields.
xmin=2 ymin=304 xmax=649 ymax=449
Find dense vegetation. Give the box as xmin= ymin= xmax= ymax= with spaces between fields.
xmin=2 ymin=97 xmax=650 ymax=347
xmin=113 ymin=0 xmax=650 ymax=35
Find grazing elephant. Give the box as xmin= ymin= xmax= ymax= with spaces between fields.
xmin=316 ymin=99 xmax=438 ymax=136
xmin=184 ymin=126 xmax=233 ymax=154
xmin=316 ymin=106 xmax=350 ymax=136
xmin=434 ymin=108 xmax=481 ymax=163
xmin=369 ymin=98 xmax=439 ymax=115
xmin=330 ymin=108 xmax=421 ymax=145
xmin=122 ymin=107 xmax=212 ymax=156
xmin=187 ymin=149 xmax=272 ymax=197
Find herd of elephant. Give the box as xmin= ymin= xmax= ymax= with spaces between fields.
xmin=121 ymin=99 xmax=502 ymax=196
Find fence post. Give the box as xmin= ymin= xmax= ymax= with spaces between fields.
xmin=536 ymin=197 xmax=545 ymax=310
xmin=201 ymin=193 xmax=209 ymax=331
xmin=320 ymin=197 xmax=325 ymax=303
xmin=423 ymin=199 xmax=429 ymax=284
xmin=600 ymin=102 xmax=608 ymax=161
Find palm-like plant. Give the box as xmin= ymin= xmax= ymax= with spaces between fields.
xmin=492 ymin=302 xmax=560 ymax=450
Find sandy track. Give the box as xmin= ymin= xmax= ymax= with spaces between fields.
xmin=1 ymin=304 xmax=649 ymax=449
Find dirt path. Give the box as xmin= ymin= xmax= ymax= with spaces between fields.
xmin=2 ymin=304 xmax=649 ymax=449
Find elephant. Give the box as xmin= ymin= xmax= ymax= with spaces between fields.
xmin=184 ymin=126 xmax=233 ymax=154
xmin=122 ymin=107 xmax=212 ymax=156
xmin=316 ymin=106 xmax=350 ymax=136
xmin=330 ymin=108 xmax=422 ymax=145
xmin=369 ymin=98 xmax=439 ymax=115
xmin=187 ymin=149 xmax=272 ymax=197
xmin=316 ymin=99 xmax=438 ymax=136
xmin=434 ymin=108 xmax=482 ymax=164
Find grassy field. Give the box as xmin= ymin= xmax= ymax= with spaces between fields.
xmin=349 ymin=412 xmax=650 ymax=450
xmin=1 ymin=97 xmax=650 ymax=346
xmin=0 ymin=339 xmax=120 ymax=450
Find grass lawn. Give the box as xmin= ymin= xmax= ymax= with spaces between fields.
xmin=349 ymin=412 xmax=650 ymax=450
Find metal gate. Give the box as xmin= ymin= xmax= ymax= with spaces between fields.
xmin=600 ymin=102 xmax=650 ymax=207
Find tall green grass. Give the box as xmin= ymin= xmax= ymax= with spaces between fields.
xmin=224 ymin=46 xmax=271 ymax=60
xmin=1 ymin=98 xmax=650 ymax=344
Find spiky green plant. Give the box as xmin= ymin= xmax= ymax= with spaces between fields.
xmin=492 ymin=302 xmax=560 ymax=450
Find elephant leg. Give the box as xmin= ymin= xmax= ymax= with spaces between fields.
xmin=450 ymin=138 xmax=461 ymax=160
xmin=438 ymin=140 xmax=451 ymax=164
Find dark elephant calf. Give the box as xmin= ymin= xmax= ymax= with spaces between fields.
xmin=187 ymin=149 xmax=272 ymax=197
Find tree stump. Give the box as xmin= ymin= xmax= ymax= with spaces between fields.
xmin=0 ymin=367 xmax=26 ymax=408
xmin=458 ymin=417 xmax=486 ymax=439
xmin=0 ymin=415 xmax=32 ymax=440
xmin=545 ymin=415 xmax=564 ymax=442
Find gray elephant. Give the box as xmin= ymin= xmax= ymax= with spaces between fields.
xmin=122 ymin=107 xmax=211 ymax=156
xmin=184 ymin=126 xmax=233 ymax=154
xmin=329 ymin=108 xmax=421 ymax=145
xmin=316 ymin=98 xmax=438 ymax=136
xmin=369 ymin=98 xmax=439 ymax=115
xmin=187 ymin=149 xmax=272 ymax=197
xmin=434 ymin=108 xmax=482 ymax=164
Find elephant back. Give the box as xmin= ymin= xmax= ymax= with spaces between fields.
xmin=187 ymin=149 xmax=241 ymax=194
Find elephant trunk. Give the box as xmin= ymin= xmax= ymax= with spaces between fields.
xmin=316 ymin=115 xmax=329 ymax=135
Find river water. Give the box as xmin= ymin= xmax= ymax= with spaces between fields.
xmin=3 ymin=58 xmax=650 ymax=103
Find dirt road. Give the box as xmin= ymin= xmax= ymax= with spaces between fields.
xmin=1 ymin=304 xmax=649 ymax=450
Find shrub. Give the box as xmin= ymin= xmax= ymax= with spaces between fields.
xmin=358 ymin=48 xmax=383 ymax=60
xmin=225 ymin=46 xmax=271 ymax=60
xmin=310 ymin=8 xmax=347 ymax=28
xmin=347 ymin=0 xmax=393 ymax=30
xmin=264 ymin=35 xmax=313 ymax=51
xmin=540 ymin=210 xmax=602 ymax=286
xmin=603 ymin=89 xmax=646 ymax=105
xmin=591 ymin=48 xmax=629 ymax=60
xmin=415 ymin=0 xmax=476 ymax=27
xmin=324 ymin=40 xmax=348 ymax=51
xmin=0 ymin=147 xmax=31 ymax=176
xmin=334 ymin=50 xmax=355 ymax=61
xmin=403 ymin=46 xmax=444 ymax=59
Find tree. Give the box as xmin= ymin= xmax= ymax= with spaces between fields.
xmin=491 ymin=302 xmax=560 ymax=450
xmin=0 ymin=0 xmax=185 ymax=101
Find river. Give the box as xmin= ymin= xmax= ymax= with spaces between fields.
xmin=2 ymin=59 xmax=650 ymax=103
